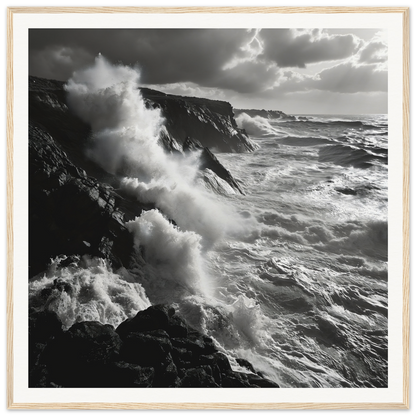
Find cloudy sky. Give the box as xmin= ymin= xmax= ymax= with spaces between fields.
xmin=29 ymin=29 xmax=387 ymax=114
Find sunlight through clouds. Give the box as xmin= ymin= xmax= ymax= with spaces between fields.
xmin=29 ymin=28 xmax=387 ymax=114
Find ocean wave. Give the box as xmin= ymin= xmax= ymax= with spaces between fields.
xmin=126 ymin=209 xmax=213 ymax=301
xmin=313 ymin=220 xmax=387 ymax=261
xmin=329 ymin=286 xmax=387 ymax=318
xmin=277 ymin=136 xmax=333 ymax=147
xmin=295 ymin=119 xmax=381 ymax=130
xmin=319 ymin=144 xmax=387 ymax=169
xmin=235 ymin=112 xmax=283 ymax=138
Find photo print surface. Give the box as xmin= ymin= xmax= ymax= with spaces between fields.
xmin=28 ymin=28 xmax=388 ymax=388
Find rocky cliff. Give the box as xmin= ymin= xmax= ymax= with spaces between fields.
xmin=28 ymin=76 xmax=278 ymax=388
xmin=29 ymin=76 xmax=150 ymax=277
xmin=29 ymin=123 xmax=143 ymax=277
xmin=234 ymin=108 xmax=295 ymax=120
xmin=141 ymin=87 xmax=257 ymax=153
xmin=29 ymin=76 xmax=251 ymax=275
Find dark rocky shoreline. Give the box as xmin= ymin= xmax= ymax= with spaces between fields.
xmin=30 ymin=305 xmax=279 ymax=388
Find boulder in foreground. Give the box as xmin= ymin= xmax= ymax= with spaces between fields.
xmin=30 ymin=305 xmax=280 ymax=388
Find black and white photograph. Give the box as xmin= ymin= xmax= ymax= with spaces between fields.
xmin=27 ymin=26 xmax=390 ymax=390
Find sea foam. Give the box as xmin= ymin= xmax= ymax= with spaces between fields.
xmin=29 ymin=255 xmax=151 ymax=329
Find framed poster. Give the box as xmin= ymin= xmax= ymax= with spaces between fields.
xmin=7 ymin=6 xmax=409 ymax=409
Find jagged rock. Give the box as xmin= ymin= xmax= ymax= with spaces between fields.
xmin=29 ymin=123 xmax=140 ymax=277
xmin=119 ymin=332 xmax=172 ymax=366
xmin=236 ymin=358 xmax=256 ymax=373
xmin=152 ymin=353 xmax=179 ymax=387
xmin=29 ymin=309 xmax=63 ymax=345
xmin=197 ymin=353 xmax=232 ymax=385
xmin=104 ymin=362 xmax=155 ymax=387
xmin=29 ymin=364 xmax=52 ymax=388
xmin=222 ymin=370 xmax=279 ymax=388
xmin=116 ymin=304 xmax=175 ymax=338
xmin=199 ymin=352 xmax=232 ymax=373
xmin=221 ymin=371 xmax=252 ymax=387
xmin=29 ymin=305 xmax=280 ymax=388
xmin=183 ymin=136 xmax=244 ymax=194
xmin=183 ymin=136 xmax=203 ymax=152
xmin=165 ymin=315 xmax=189 ymax=338
xmin=246 ymin=373 xmax=280 ymax=388
xmin=29 ymin=309 xmax=64 ymax=385
xmin=141 ymin=329 xmax=171 ymax=339
xmin=141 ymin=87 xmax=257 ymax=153
xmin=178 ymin=367 xmax=219 ymax=387
xmin=171 ymin=346 xmax=193 ymax=370
xmin=199 ymin=147 xmax=244 ymax=194
xmin=39 ymin=321 xmax=122 ymax=387
xmin=158 ymin=126 xmax=183 ymax=154
xmin=171 ymin=333 xmax=217 ymax=357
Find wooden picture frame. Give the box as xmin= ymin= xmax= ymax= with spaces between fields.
xmin=7 ymin=6 xmax=409 ymax=410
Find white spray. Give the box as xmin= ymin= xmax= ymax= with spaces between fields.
xmin=64 ymin=55 xmax=251 ymax=299
xmin=29 ymin=255 xmax=151 ymax=329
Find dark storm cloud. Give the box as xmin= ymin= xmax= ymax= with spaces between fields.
xmin=214 ymin=61 xmax=280 ymax=93
xmin=29 ymin=28 xmax=386 ymax=104
xmin=259 ymin=29 xmax=361 ymax=68
xmin=29 ymin=29 xmax=254 ymax=87
xmin=30 ymin=45 xmax=95 ymax=81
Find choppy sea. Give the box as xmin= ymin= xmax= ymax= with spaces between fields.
xmin=201 ymin=113 xmax=388 ymax=387
xmin=29 ymin=61 xmax=388 ymax=388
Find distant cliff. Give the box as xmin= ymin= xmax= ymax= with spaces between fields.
xmin=234 ymin=108 xmax=295 ymax=120
xmin=141 ymin=88 xmax=257 ymax=153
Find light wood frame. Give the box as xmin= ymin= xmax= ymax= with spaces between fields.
xmin=7 ymin=6 xmax=409 ymax=410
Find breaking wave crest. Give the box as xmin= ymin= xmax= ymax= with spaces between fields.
xmin=65 ymin=56 xmax=246 ymax=248
xmin=319 ymin=144 xmax=387 ymax=169
xmin=126 ymin=209 xmax=213 ymax=301
xmin=235 ymin=112 xmax=283 ymax=138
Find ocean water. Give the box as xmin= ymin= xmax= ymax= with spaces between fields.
xmin=201 ymin=113 xmax=388 ymax=388
xmin=29 ymin=58 xmax=388 ymax=388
